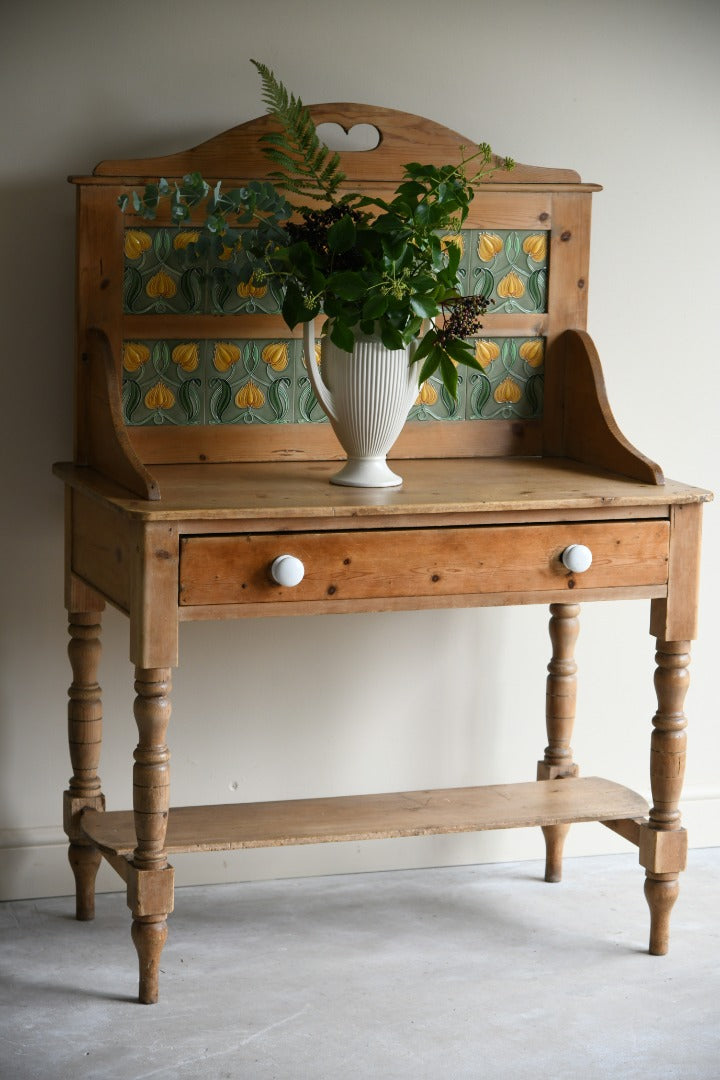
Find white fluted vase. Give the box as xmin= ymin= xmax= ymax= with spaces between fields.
xmin=303 ymin=321 xmax=419 ymax=487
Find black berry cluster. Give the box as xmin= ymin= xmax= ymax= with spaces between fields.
xmin=437 ymin=294 xmax=493 ymax=344
xmin=286 ymin=205 xmax=366 ymax=268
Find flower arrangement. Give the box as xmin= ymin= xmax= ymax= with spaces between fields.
xmin=120 ymin=60 xmax=514 ymax=400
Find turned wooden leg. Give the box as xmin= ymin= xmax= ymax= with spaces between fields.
xmin=130 ymin=667 xmax=174 ymax=1004
xmin=64 ymin=612 xmax=106 ymax=920
xmin=642 ymin=640 xmax=690 ymax=955
xmin=537 ymin=603 xmax=580 ymax=883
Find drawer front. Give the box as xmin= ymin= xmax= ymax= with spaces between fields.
xmin=179 ymin=521 xmax=669 ymax=607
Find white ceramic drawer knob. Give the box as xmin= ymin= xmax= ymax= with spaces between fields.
xmin=270 ymin=554 xmax=305 ymax=587
xmin=561 ymin=544 xmax=593 ymax=574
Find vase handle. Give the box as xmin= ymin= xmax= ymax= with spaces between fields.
xmin=302 ymin=320 xmax=337 ymax=422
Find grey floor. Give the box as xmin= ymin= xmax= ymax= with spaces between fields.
xmin=1 ymin=849 xmax=719 ymax=1080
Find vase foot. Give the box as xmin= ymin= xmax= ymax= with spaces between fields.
xmin=330 ymin=457 xmax=403 ymax=488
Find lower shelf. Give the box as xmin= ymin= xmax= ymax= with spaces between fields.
xmin=80 ymin=777 xmax=648 ymax=858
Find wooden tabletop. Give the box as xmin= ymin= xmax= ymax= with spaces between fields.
xmin=54 ymin=456 xmax=711 ymax=523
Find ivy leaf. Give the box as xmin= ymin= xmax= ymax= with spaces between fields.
xmin=380 ymin=324 xmax=405 ymax=350
xmin=403 ymin=316 xmax=424 ymax=342
xmin=362 ymin=292 xmax=388 ymax=321
xmin=443 ymin=239 xmax=461 ymax=279
xmin=327 ymin=214 xmax=356 ymax=253
xmin=286 ymin=241 xmax=316 ymax=277
xmin=329 ymin=319 xmax=355 ymax=352
xmin=439 ymin=350 xmax=458 ymax=399
xmin=282 ymin=280 xmax=316 ymax=327
xmin=381 ymin=236 xmax=407 ymax=263
xmin=372 ymin=213 xmax=405 ymax=234
xmin=395 ymin=180 xmax=425 ymax=199
xmin=409 ymin=295 xmax=438 ymax=320
xmin=413 ymin=202 xmax=431 ymax=226
xmin=413 ymin=328 xmax=438 ymax=364
xmin=326 ymin=271 xmax=367 ymax=300
xmin=418 ymin=344 xmax=442 ymax=385
xmin=443 ymin=336 xmax=479 ymax=369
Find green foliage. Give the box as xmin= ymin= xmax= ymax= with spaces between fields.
xmin=250 ymin=59 xmax=346 ymax=205
xmin=119 ymin=61 xmax=514 ymax=401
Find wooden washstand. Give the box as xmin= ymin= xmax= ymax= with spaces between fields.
xmin=56 ymin=105 xmax=710 ymax=1002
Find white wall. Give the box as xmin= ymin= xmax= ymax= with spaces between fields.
xmin=1 ymin=0 xmax=718 ymax=901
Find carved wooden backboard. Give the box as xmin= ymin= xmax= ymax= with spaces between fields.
xmin=71 ymin=104 xmax=600 ymax=474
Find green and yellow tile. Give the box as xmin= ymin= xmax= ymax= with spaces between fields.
xmin=123 ymin=228 xmax=207 ymax=314
xmin=466 ymin=337 xmax=545 ymax=420
xmin=441 ymin=229 xmax=549 ymax=314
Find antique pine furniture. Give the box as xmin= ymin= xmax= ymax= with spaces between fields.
xmin=55 ymin=105 xmax=710 ymax=1004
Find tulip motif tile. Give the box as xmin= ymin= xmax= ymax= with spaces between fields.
xmin=124 ymin=228 xmax=549 ymax=316
xmin=121 ymin=338 xmax=328 ymax=426
xmin=122 ymin=336 xmax=544 ymax=426
xmin=123 ymin=229 xmax=204 ymax=314
xmin=466 ymin=337 xmax=545 ymax=420
xmin=441 ymin=230 xmax=549 ymax=313
xmin=123 ymin=228 xmax=284 ymax=315
xmin=123 ymin=226 xmax=546 ymax=424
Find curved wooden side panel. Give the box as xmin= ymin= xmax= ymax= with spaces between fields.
xmin=546 ymin=329 xmax=663 ymax=485
xmin=90 ymin=103 xmax=583 ymax=187
xmin=82 ymin=328 xmax=161 ymax=499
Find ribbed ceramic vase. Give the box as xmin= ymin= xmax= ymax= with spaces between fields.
xmin=303 ymin=321 xmax=419 ymax=487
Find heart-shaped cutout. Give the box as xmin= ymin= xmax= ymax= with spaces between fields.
xmin=315 ymin=123 xmax=381 ymax=152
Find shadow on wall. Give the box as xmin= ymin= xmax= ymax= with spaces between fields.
xmin=169 ymin=603 xmax=514 ymax=805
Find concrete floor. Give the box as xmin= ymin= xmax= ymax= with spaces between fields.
xmin=1 ymin=849 xmax=718 ymax=1080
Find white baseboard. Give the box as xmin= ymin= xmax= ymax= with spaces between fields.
xmin=2 ymin=792 xmax=718 ymax=903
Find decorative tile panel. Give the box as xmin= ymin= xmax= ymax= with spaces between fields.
xmin=122 ymin=225 xmax=545 ymax=426
xmin=408 ymin=372 xmax=465 ymax=423
xmin=207 ymin=338 xmax=315 ymax=426
xmin=122 ymin=336 xmax=544 ymax=426
xmin=124 ymin=227 xmax=284 ymax=316
xmin=125 ymin=228 xmax=549 ymax=316
xmin=122 ymin=337 xmax=328 ymax=426
xmin=207 ymin=255 xmax=283 ymax=317
xmin=466 ymin=337 xmax=545 ymax=420
xmin=441 ymin=230 xmax=549 ymax=314
xmin=123 ymin=229 xmax=205 ymax=314
xmin=122 ymin=340 xmax=203 ymax=425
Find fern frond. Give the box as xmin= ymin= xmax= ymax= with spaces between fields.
xmin=320 ymin=153 xmax=342 ymax=181
xmin=250 ymin=59 xmax=346 ymax=204
xmin=263 ymin=148 xmax=308 ymax=174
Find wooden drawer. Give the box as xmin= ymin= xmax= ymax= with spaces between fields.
xmin=179 ymin=520 xmax=669 ymax=607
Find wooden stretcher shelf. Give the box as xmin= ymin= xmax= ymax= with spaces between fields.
xmin=80 ymin=777 xmax=648 ymax=857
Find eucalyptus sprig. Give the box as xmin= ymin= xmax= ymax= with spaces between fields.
xmin=119 ymin=61 xmax=514 ymax=400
